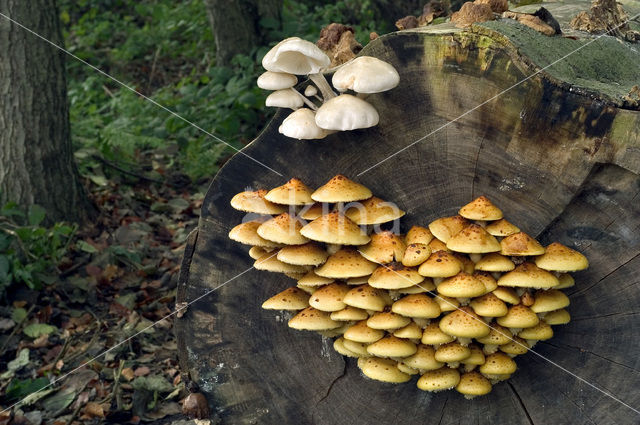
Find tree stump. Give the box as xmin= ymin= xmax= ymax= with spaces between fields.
xmin=176 ymin=2 xmax=640 ymax=423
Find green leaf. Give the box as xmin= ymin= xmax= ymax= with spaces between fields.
xmin=28 ymin=204 xmax=46 ymax=226
xmin=132 ymin=375 xmax=173 ymax=393
xmin=23 ymin=323 xmax=57 ymax=338
xmin=77 ymin=240 xmax=98 ymax=253
xmin=11 ymin=307 xmax=27 ymax=323
xmin=5 ymin=377 xmax=49 ymax=401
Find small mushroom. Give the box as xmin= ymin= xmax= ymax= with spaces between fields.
xmin=331 ymin=56 xmax=400 ymax=94
xmin=446 ymin=224 xmax=502 ymax=254
xmin=344 ymin=197 xmax=406 ymax=225
xmin=421 ymin=320 xmax=455 ymax=345
xmin=367 ymin=335 xmax=417 ymax=358
xmin=418 ymin=251 xmax=463 ymax=278
xmin=358 ymin=231 xmax=406 ymax=264
xmin=437 ymin=272 xmax=487 ymax=299
xmin=257 ymin=213 xmax=309 ymax=245
xmin=277 ymin=243 xmax=329 ymax=266
xmin=358 ymin=357 xmax=411 ymax=383
xmin=458 ymin=196 xmax=503 ymax=221
xmin=428 ymin=215 xmax=470 ymax=243
xmin=534 ymin=242 xmax=589 ymax=272
xmin=265 ymin=178 xmax=314 ymax=205
xmin=368 ymin=264 xmax=425 ymax=290
xmin=367 ymin=311 xmax=411 ymax=330
xmin=308 ymin=282 xmax=351 ymax=312
xmin=403 ymin=345 xmax=444 ymax=371
xmin=300 ymin=212 xmax=370 ymax=245
xmin=314 ymin=248 xmax=377 ymax=279
xmin=434 ymin=342 xmax=472 ymax=368
xmin=498 ymin=262 xmax=559 ymax=289
xmin=456 ymin=371 xmax=493 ymax=399
xmin=474 ymin=253 xmax=515 ymax=272
xmin=257 ymin=71 xmax=298 ymax=90
xmin=343 ymin=319 xmax=385 ymax=343
xmin=279 ymin=108 xmax=330 ymax=140
xmin=262 ymin=287 xmax=310 ymax=310
xmin=311 ymin=175 xmax=373 ymax=203
xmin=402 ymin=243 xmax=432 ymax=267
xmin=343 ymin=285 xmax=389 ymax=312
xmin=315 ymin=94 xmax=379 ymax=131
xmin=485 ymin=219 xmax=520 ymax=237
xmin=228 ymin=221 xmax=282 ymax=248
xmin=392 ymin=294 xmax=441 ymax=319
xmin=265 ymin=89 xmax=305 ymax=110
xmin=500 ymin=232 xmax=546 ymax=256
xmin=230 ymin=189 xmax=287 ymax=214
xmin=417 ymin=367 xmax=460 ymax=392
xmin=405 ymin=225 xmax=434 ymax=245
xmin=288 ymin=307 xmax=341 ymax=330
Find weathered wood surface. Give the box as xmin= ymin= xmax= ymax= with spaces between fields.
xmin=176 ymin=3 xmax=640 ymax=424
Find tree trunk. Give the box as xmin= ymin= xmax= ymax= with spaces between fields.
xmin=203 ymin=0 xmax=282 ymax=67
xmin=0 ymin=0 xmax=95 ymax=224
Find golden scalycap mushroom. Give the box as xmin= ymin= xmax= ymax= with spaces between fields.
xmin=334 ymin=337 xmax=360 ymax=358
xmin=257 ymin=213 xmax=309 ymax=245
xmin=344 ymin=319 xmax=385 ymax=343
xmin=437 ymin=272 xmax=486 ymax=298
xmin=469 ymin=293 xmax=508 ymax=317
xmin=285 ymin=271 xmax=307 ymax=280
xmin=496 ymin=304 xmax=539 ymax=328
xmin=498 ymin=262 xmax=559 ymax=289
xmin=300 ymin=212 xmax=370 ymax=245
xmin=229 ymin=221 xmax=282 ymax=248
xmin=369 ymin=264 xmax=424 ymax=289
xmin=262 ymin=287 xmax=310 ymax=310
xmin=555 ymin=273 xmax=575 ymax=289
xmin=499 ymin=337 xmax=529 ymax=356
xmin=434 ymin=295 xmax=460 ymax=312
xmin=462 ymin=345 xmax=486 ymax=371
xmin=434 ymin=342 xmax=472 ymax=365
xmin=299 ymin=202 xmax=326 ymax=220
xmin=344 ymin=197 xmax=406 ymax=225
xmin=367 ymin=335 xmax=417 ymax=358
xmin=398 ymin=279 xmax=435 ymax=294
xmin=479 ymin=353 xmax=517 ymax=375
xmin=342 ymin=339 xmax=371 ymax=357
xmin=249 ymin=246 xmax=270 ymax=259
xmin=406 ymin=226 xmax=434 ymax=245
xmin=358 ymin=231 xmax=406 ymax=264
xmin=308 ymin=282 xmax=350 ymax=312
xmin=367 ymin=311 xmax=411 ymax=330
xmin=474 ymin=253 xmax=515 ymax=272
xmin=311 ymin=175 xmax=372 ymax=203
xmin=476 ymin=323 xmax=513 ymax=347
xmin=439 ymin=307 xmax=490 ymax=338
xmin=500 ymin=232 xmax=545 ymax=256
xmin=421 ymin=321 xmax=455 ymax=345
xmin=534 ymin=242 xmax=589 ymax=272
xmin=265 ymin=178 xmax=314 ymax=205
xmin=358 ymin=357 xmax=411 ymax=383
xmin=403 ymin=345 xmax=443 ymax=371
xmin=474 ymin=271 xmax=498 ymax=293
xmin=288 ymin=307 xmax=341 ymax=330
xmin=456 ymin=371 xmax=492 ymax=398
xmin=530 ymin=289 xmax=570 ymax=313
xmin=297 ymin=283 xmax=315 ymax=294
xmin=402 ymin=243 xmax=431 ymax=267
xmin=393 ymin=321 xmax=424 ymax=339
xmin=492 ymin=287 xmax=521 ymax=304
xmin=297 ymin=271 xmax=334 ymax=287
xmin=346 ymin=275 xmax=370 ymax=285
xmin=459 ymin=196 xmax=503 ymax=221
xmin=428 ymin=215 xmax=470 ymax=243
xmin=485 ymin=219 xmax=520 ymax=237
xmin=331 ymin=306 xmax=369 ymax=321
xmin=543 ymin=309 xmax=571 ymax=325
xmin=343 ymin=285 xmax=389 ymax=311
xmin=254 ymin=251 xmax=309 ymax=273
xmin=428 ymin=238 xmax=449 ymax=252
xmin=417 ymin=367 xmax=460 ymax=392
xmin=518 ymin=320 xmax=553 ymax=340
xmin=397 ymin=363 xmax=419 ymax=375
xmin=392 ymin=294 xmax=441 ymax=319
xmin=315 ymin=248 xmax=377 ymax=279
xmin=418 ymin=251 xmax=462 ymax=278
xmin=277 ymin=243 xmax=328 ymax=266
xmin=446 ymin=224 xmax=501 ymax=253
xmin=230 ymin=189 xmax=287 ymax=214
xmin=453 ymin=253 xmax=476 ymax=274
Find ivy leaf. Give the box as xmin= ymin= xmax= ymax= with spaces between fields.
xmin=23 ymin=323 xmax=57 ymax=338
xmin=28 ymin=204 xmax=47 ymax=226
xmin=11 ymin=307 xmax=27 ymax=323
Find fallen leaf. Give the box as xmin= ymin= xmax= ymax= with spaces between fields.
xmin=131 ymin=375 xmax=173 ymax=393
xmin=0 ymin=318 xmax=15 ymax=330
xmin=31 ymin=334 xmax=49 ymax=348
xmin=134 ymin=366 xmax=150 ymax=377
xmin=82 ymin=402 xmax=105 ymax=418
xmin=13 ymin=301 xmax=27 ymax=308
xmin=23 ymin=323 xmax=57 ymax=338
xmin=11 ymin=307 xmax=27 ymax=323
xmin=1 ymin=348 xmax=30 ymax=379
xmin=122 ymin=367 xmax=135 ymax=381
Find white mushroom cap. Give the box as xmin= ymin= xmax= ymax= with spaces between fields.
xmin=266 ymin=89 xmax=304 ymax=110
xmin=315 ymin=94 xmax=379 ymax=131
xmin=304 ymin=85 xmax=318 ymax=97
xmin=279 ymin=108 xmax=330 ymax=140
xmin=332 ymin=56 xmax=400 ymax=93
xmin=262 ymin=37 xmax=330 ymax=75
xmin=257 ymin=71 xmax=298 ymax=90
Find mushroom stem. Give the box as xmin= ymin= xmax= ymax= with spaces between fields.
xmin=309 ymin=72 xmax=336 ymax=100
xmin=313 ymin=94 xmax=324 ymax=103
xmin=289 ymin=88 xmax=318 ymax=111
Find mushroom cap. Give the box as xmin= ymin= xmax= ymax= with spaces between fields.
xmin=296 ymin=283 xmax=315 ymax=294
xmin=265 ymin=178 xmax=314 ymax=206
xmin=469 ymin=293 xmax=508 ymax=317
xmin=331 ymin=56 xmax=400 ymax=93
xmin=228 ymin=221 xmax=283 ymax=248
xmin=230 ymin=190 xmax=287 ymax=214
xmin=476 ymin=323 xmax=513 ymax=345
xmin=262 ymin=37 xmax=330 ymax=74
xmin=453 ymin=253 xmax=476 ymax=274
xmin=479 ymin=353 xmax=517 ymax=375
xmin=485 ymin=219 xmax=520 ymax=237
xmin=500 ymin=232 xmax=546 ymax=256
xmin=342 ymin=339 xmax=371 ymax=357
xmin=544 ymin=309 xmax=571 ymax=325
xmin=392 ymin=294 xmax=441 ymax=319
xmin=343 ymin=284 xmax=389 ymax=311
xmin=474 ymin=253 xmax=515 ymax=272
xmin=403 ymin=345 xmax=444 ymax=371
xmin=297 ymin=271 xmax=334 ymax=287
xmin=333 ymin=337 xmax=361 ymax=358
xmin=428 ymin=239 xmax=449 ymax=252
xmin=249 ymin=246 xmax=271 ymax=259
xmin=257 ymin=213 xmax=309 ymax=245
xmin=312 ymin=175 xmax=372 ymax=203
xmin=299 ymin=202 xmax=326 ymax=220
xmin=301 ymin=212 xmax=370 ymax=245
xmin=368 ymin=264 xmax=424 ymax=289
xmin=367 ymin=335 xmax=417 ymax=358
xmin=406 ymin=226 xmax=434 ymax=245
xmin=446 ymin=224 xmax=501 ymax=254
xmin=367 ymin=311 xmax=411 ymax=330
xmin=346 ymin=275 xmax=371 ymax=285
xmin=437 ymin=272 xmax=487 ymax=298
xmin=496 ymin=304 xmax=540 ymax=328
xmin=418 ymin=251 xmax=462 ymax=277
xmin=358 ymin=231 xmax=406 ymax=264
xmin=257 ymin=71 xmax=298 ymax=90
xmin=434 ymin=342 xmax=472 ymax=363
xmin=434 ymin=295 xmax=461 ymax=312
xmin=262 ymin=287 xmax=310 ymax=310
xmin=393 ymin=321 xmax=424 ymax=339
xmin=397 ymin=363 xmax=419 ymax=375
xmin=304 ymin=84 xmax=317 ymax=97
xmin=439 ymin=307 xmax=491 ymax=338
xmin=492 ymin=287 xmax=521 ymax=304
xmin=517 ymin=320 xmax=553 ymax=340
xmin=474 ymin=271 xmax=498 ymax=293
xmin=344 ymin=197 xmax=406 ymax=225
xmin=358 ymin=357 xmax=411 ymax=383
xmin=315 ymin=248 xmax=377 ymax=279
xmin=277 ymin=243 xmax=329 ymax=266
xmin=254 ymin=251 xmax=310 ymax=274
xmin=530 ymin=289 xmax=570 ymax=313
xmin=279 ymin=108 xmax=330 ymax=140
xmin=463 ymin=344 xmax=486 ymax=367
xmin=308 ymin=282 xmax=351 ymax=311
xmin=534 ymin=242 xmax=589 ymax=272
xmin=315 ymin=94 xmax=379 ymax=131
xmin=417 ymin=367 xmax=461 ymax=392
xmin=499 ymin=337 xmax=529 ymax=356
xmin=265 ymin=89 xmax=304 ymax=109
xmin=343 ymin=319 xmax=385 ymax=343
xmin=284 ymin=272 xmax=306 ymax=280
xmin=456 ymin=371 xmax=492 ymax=397
xmin=398 ymin=280 xmax=435 ymax=294
xmin=428 ymin=215 xmax=470 ymax=243
xmin=288 ymin=307 xmax=341 ymax=330
xmin=555 ymin=273 xmax=575 ymax=289
xmin=330 ymin=306 xmax=369 ymax=321
xmin=498 ymin=262 xmax=559 ymax=289
xmin=402 ymin=243 xmax=432 ymax=267
xmin=458 ymin=196 xmax=503 ymax=221
xmin=421 ymin=321 xmax=456 ymax=345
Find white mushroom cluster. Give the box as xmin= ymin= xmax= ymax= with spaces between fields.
xmin=229 ymin=183 xmax=588 ymax=398
xmin=258 ymin=37 xmax=400 ymax=140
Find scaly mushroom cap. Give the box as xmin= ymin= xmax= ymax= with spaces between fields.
xmin=343 ymin=319 xmax=385 ymax=343
xmin=369 ymin=264 xmax=424 ymax=289
xmin=476 ymin=323 xmax=513 ymax=346
xmin=428 ymin=215 xmax=470 ymax=243
xmin=262 ymin=287 xmax=310 ymax=310
xmin=367 ymin=311 xmax=411 ymax=330
xmin=417 ymin=367 xmax=461 ymax=392
xmin=492 ymin=287 xmax=521 ymax=304
xmin=393 ymin=321 xmax=424 ymax=339
xmin=534 ymin=242 xmax=589 ymax=272
xmin=485 ymin=219 xmax=520 ymax=237
xmin=428 ymin=238 xmax=450 ymax=252
xmin=555 ymin=273 xmax=575 ymax=289
xmin=230 ymin=190 xmax=287 ymax=214
xmin=297 ymin=271 xmax=334 ymax=287
xmin=265 ymin=178 xmax=314 ymax=205
xmin=418 ymin=251 xmax=462 ymax=277
xmin=343 ymin=284 xmax=389 ymax=311
xmin=496 ymin=304 xmax=539 ymax=328
xmin=499 ymin=337 xmax=529 ymax=356
xmin=544 ymin=309 xmax=571 ymax=325
xmin=257 ymin=71 xmax=297 ymax=90
xmin=463 ymin=344 xmax=486 ymax=367
xmin=312 ymin=175 xmax=373 ymax=203
xmin=330 ymin=306 xmax=369 ymax=321
xmin=358 ymin=357 xmax=411 ymax=383
xmin=315 ymin=248 xmax=377 ymax=279
xmin=500 ymin=232 xmax=546 ymax=256
xmin=517 ymin=320 xmax=553 ymax=340
xmin=498 ymin=262 xmax=559 ymax=289
xmin=301 ymin=212 xmax=370 ymax=245
xmin=398 ymin=281 xmax=435 ymax=294
xmin=456 ymin=371 xmax=492 ymax=397
xmin=277 ymin=243 xmax=329 ymax=266
xmin=308 ymin=282 xmax=351 ymax=312
xmin=434 ymin=342 xmax=472 ymax=363
xmin=474 ymin=271 xmax=498 ymax=293
xmin=406 ymin=226 xmax=434 ymax=245
xmin=439 ymin=307 xmax=490 ymax=338
xmin=453 ymin=253 xmax=476 ymax=274
xmin=333 ymin=337 xmax=361 ymax=358
xmin=299 ymin=202 xmax=326 ymax=220
xmin=458 ymin=196 xmax=503 ymax=221
xmin=421 ymin=321 xmax=456 ymax=345
xmin=402 ymin=243 xmax=432 ymax=267
xmin=265 ymin=89 xmax=304 ymax=109
xmin=446 ymin=224 xmax=501 ymax=254
xmin=315 ymin=94 xmax=380 ymax=131
xmin=288 ymin=307 xmax=341 ymax=330
xmin=403 ymin=345 xmax=444 ymax=371
xmin=474 ymin=253 xmax=515 ymax=272
xmin=437 ymin=272 xmax=487 ymax=298
xmin=479 ymin=353 xmax=517 ymax=375
xmin=367 ymin=335 xmax=417 ymax=358
xmin=435 ymin=295 xmax=461 ymax=312
xmin=279 ymin=108 xmax=330 ymax=140
xmin=397 ymin=363 xmax=419 ymax=375
xmin=331 ymin=56 xmax=400 ymax=93
xmin=262 ymin=37 xmax=330 ymax=74
xmin=392 ymin=294 xmax=441 ymax=319
xmin=346 ymin=275 xmax=371 ymax=285
xmin=530 ymin=289 xmax=570 ymax=313
xmin=358 ymin=231 xmax=406 ymax=264
xmin=228 ymin=221 xmax=283 ymax=248
xmin=254 ymin=251 xmax=310 ymax=274
xmin=344 ymin=197 xmax=406 ymax=225
xmin=469 ymin=293 xmax=508 ymax=317
xmin=342 ymin=339 xmax=371 ymax=357
xmin=249 ymin=246 xmax=271 ymax=260
xmin=257 ymin=213 xmax=309 ymax=245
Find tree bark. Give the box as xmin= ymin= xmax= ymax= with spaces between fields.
xmin=203 ymin=0 xmax=282 ymax=67
xmin=0 ymin=0 xmax=95 ymax=224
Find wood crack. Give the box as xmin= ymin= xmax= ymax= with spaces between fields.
xmin=508 ymin=382 xmax=535 ymax=425
xmin=315 ymin=360 xmax=348 ymax=407
xmin=571 ymin=251 xmax=640 ymax=297
xmin=571 ymin=311 xmax=640 ymax=321
xmin=542 ymin=341 xmax=640 ymax=374
xmin=437 ymin=395 xmax=449 ymax=425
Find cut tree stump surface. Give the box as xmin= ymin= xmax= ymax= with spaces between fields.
xmin=176 ymin=2 xmax=640 ymax=424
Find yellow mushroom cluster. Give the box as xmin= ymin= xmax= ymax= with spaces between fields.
xmin=228 ymin=176 xmax=588 ymax=399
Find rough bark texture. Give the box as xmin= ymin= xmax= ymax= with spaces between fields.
xmin=204 ymin=0 xmax=282 ymax=67
xmin=0 ymin=0 xmax=95 ymax=223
